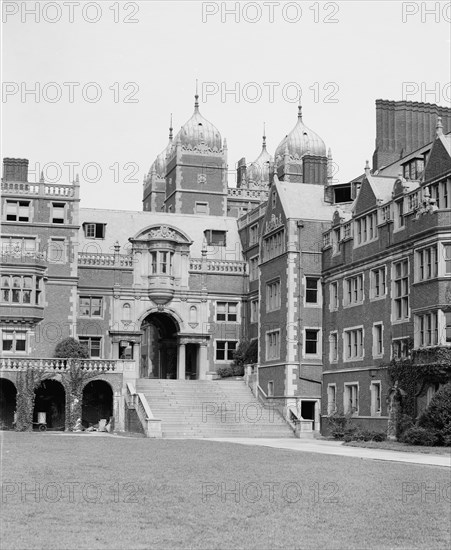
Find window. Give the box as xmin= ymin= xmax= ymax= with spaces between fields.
xmin=417 ymin=245 xmax=438 ymax=281
xmin=79 ymin=337 xmax=101 ymax=358
xmin=329 ymin=332 xmax=338 ymax=362
xmin=331 ymin=227 xmax=341 ymax=254
xmin=204 ymin=230 xmax=226 ymax=246
xmin=1 ymin=236 xmax=36 ymax=256
xmin=6 ymin=201 xmax=30 ymax=222
xmin=408 ymin=192 xmax=419 ymax=211
xmin=393 ymin=259 xmax=409 ymax=321
xmin=327 ymin=385 xmax=336 ymax=415
xmin=446 ymin=312 xmax=451 ymax=344
xmin=48 ymin=238 xmax=66 ymax=263
xmin=395 ymin=199 xmax=405 ymax=229
xmin=305 ymin=277 xmax=319 ymax=304
xmin=370 ymin=267 xmax=386 ymax=299
xmin=305 ymin=329 xmax=319 ymax=355
xmin=323 ymin=232 xmax=331 ymax=248
xmin=79 ymin=297 xmax=103 ymax=317
xmin=266 ymin=330 xmax=280 ymax=360
xmin=266 ymin=280 xmax=281 ymax=311
xmin=52 ymin=202 xmax=66 ymax=224
xmin=402 ymin=158 xmax=424 ymax=180
xmin=249 ymin=256 xmax=259 ymax=281
xmin=442 ymin=181 xmax=449 ymax=209
xmin=371 ymin=382 xmax=381 ymax=416
xmin=330 ymin=282 xmax=338 ymax=311
xmin=2 ymin=330 xmax=27 ymax=353
xmin=83 ymin=223 xmax=105 ymax=239
xmin=216 ymin=340 xmax=237 ymax=361
xmin=344 ymin=274 xmax=364 ymax=306
xmin=430 ymin=183 xmax=440 ymax=208
xmin=343 ymin=223 xmax=352 ymax=239
xmin=195 ymin=202 xmax=209 ymax=214
xmin=249 ymin=224 xmax=258 ymax=246
xmin=1 ymin=275 xmax=42 ymax=305
xmin=150 ymin=251 xmax=173 ymax=275
xmin=380 ymin=204 xmax=391 ymax=223
xmin=416 ymin=312 xmax=438 ymax=347
xmin=344 ymin=384 xmax=359 ymax=414
xmin=444 ymin=244 xmax=451 ymax=275
xmin=392 ymin=338 xmax=410 ymax=360
xmin=263 ymin=229 xmax=284 ymax=260
xmin=272 ymin=191 xmax=276 ymax=208
xmin=373 ymin=323 xmax=383 ymax=357
xmin=250 ymin=299 xmax=258 ymax=323
xmin=355 ymin=212 xmax=378 ymax=245
xmin=216 ymin=302 xmax=238 ymax=322
xmin=344 ymin=328 xmax=364 ymax=360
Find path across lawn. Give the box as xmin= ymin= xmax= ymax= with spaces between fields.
xmin=1 ymin=432 xmax=450 ymax=550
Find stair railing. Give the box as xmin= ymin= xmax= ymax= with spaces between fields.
xmin=125 ymin=382 xmax=162 ymax=438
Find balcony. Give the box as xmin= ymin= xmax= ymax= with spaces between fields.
xmin=148 ymin=274 xmax=175 ymax=304
xmin=0 ymin=304 xmax=45 ymax=323
xmin=1 ymin=251 xmax=47 ymax=267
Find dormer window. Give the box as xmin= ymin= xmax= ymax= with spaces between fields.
xmin=83 ymin=223 xmax=106 ymax=239
xmin=204 ymin=230 xmax=226 ymax=246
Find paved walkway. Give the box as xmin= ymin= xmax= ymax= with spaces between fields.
xmin=204 ymin=438 xmax=451 ymax=467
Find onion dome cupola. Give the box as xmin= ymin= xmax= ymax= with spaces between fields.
xmin=174 ymin=85 xmax=222 ymax=150
xmin=149 ymin=115 xmax=174 ymax=178
xmin=248 ymin=123 xmax=273 ymax=187
xmin=274 ymin=104 xmax=326 ymax=162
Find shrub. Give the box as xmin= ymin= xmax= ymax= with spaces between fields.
xmin=400 ymin=426 xmax=440 ymax=446
xmin=371 ymin=431 xmax=387 ymax=442
xmin=231 ymin=364 xmax=244 ymax=377
xmin=396 ymin=413 xmax=415 ymax=439
xmin=418 ymin=382 xmax=451 ymax=434
xmin=54 ymin=338 xmax=89 ymax=359
xmin=443 ymin=434 xmax=451 ymax=447
xmin=327 ymin=412 xmax=354 ymax=440
xmin=217 ymin=366 xmax=234 ymax=378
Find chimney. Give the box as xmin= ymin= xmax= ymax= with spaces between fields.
xmin=3 ymin=158 xmax=29 ymax=182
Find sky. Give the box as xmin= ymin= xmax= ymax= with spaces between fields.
xmin=2 ymin=0 xmax=451 ymax=210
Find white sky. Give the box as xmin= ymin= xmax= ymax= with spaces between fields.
xmin=2 ymin=0 xmax=451 ymax=210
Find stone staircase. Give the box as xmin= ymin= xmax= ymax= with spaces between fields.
xmin=135 ymin=379 xmax=297 ymax=438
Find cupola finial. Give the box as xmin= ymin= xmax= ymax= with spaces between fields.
xmin=436 ymin=116 xmax=443 ymax=137
xmin=194 ymin=79 xmax=199 ymax=111
xmin=262 ymin=122 xmax=267 ymax=149
xmin=298 ymin=99 xmax=302 ymax=121
xmin=169 ymin=113 xmax=173 ymax=140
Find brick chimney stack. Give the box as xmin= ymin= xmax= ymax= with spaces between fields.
xmin=2 ymin=158 xmax=29 ymax=182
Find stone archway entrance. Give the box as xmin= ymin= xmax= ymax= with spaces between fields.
xmin=33 ymin=379 xmax=65 ymax=430
xmin=140 ymin=312 xmax=179 ymax=379
xmin=82 ymin=380 xmax=113 ymax=428
xmin=0 ymin=378 xmax=17 ymax=429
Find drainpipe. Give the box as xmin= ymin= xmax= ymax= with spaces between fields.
xmin=297 ymin=221 xmax=304 ymax=383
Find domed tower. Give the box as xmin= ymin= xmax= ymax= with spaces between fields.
xmin=143 ymin=115 xmax=174 ymax=212
xmin=247 ymin=124 xmax=273 ymax=188
xmin=164 ymin=85 xmax=228 ymax=215
xmin=274 ymin=104 xmax=328 ymax=185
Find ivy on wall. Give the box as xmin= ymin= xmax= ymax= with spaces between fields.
xmin=62 ymin=361 xmax=97 ymax=432
xmin=15 ymin=369 xmax=46 ymax=431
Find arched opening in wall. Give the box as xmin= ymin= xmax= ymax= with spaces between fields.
xmin=33 ymin=380 xmax=65 ymax=430
xmin=140 ymin=312 xmax=179 ymax=379
xmin=0 ymin=379 xmax=17 ymax=429
xmin=82 ymin=380 xmax=113 ymax=429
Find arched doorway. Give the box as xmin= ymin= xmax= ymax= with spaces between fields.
xmin=82 ymin=380 xmax=113 ymax=428
xmin=33 ymin=380 xmax=65 ymax=430
xmin=140 ymin=312 xmax=179 ymax=378
xmin=0 ymin=379 xmax=17 ymax=429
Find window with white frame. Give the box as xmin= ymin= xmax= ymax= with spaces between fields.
xmin=305 ymin=277 xmax=320 ymax=304
xmin=1 ymin=275 xmax=42 ymax=305
xmin=83 ymin=223 xmax=105 ymax=239
xmin=5 ymin=200 xmax=30 ymax=222
xmin=204 ymin=230 xmax=226 ymax=246
xmin=445 ymin=311 xmax=451 ymax=345
xmin=380 ymin=204 xmax=391 ymax=223
xmin=442 ymin=180 xmax=449 ymax=208
xmin=250 ymin=299 xmax=258 ymax=323
xmin=355 ymin=212 xmax=378 ymax=245
xmin=216 ymin=302 xmax=238 ymax=322
xmin=79 ymin=336 xmax=101 ymax=358
xmin=416 ymin=312 xmax=438 ymax=347
xmin=344 ymin=328 xmax=364 ymax=360
xmin=51 ymin=202 xmax=66 ymax=224
xmin=344 ymin=274 xmax=364 ymax=306
xmin=305 ymin=329 xmax=320 ymax=355
xmin=444 ymin=244 xmax=451 ymax=275
xmin=1 ymin=236 xmax=36 ymax=256
xmin=263 ymin=229 xmax=285 ymax=261
xmin=249 ymin=256 xmax=259 ymax=281
xmin=266 ymin=330 xmax=280 ymax=360
xmin=344 ymin=383 xmax=359 ymax=414
xmin=392 ymin=338 xmax=410 ymax=360
xmin=266 ymin=280 xmax=281 ymax=312
xmin=215 ymin=340 xmax=237 ymax=361
xmin=417 ymin=245 xmax=438 ymax=281
xmin=327 ymin=385 xmax=336 ymax=415
xmin=373 ymin=323 xmax=383 ymax=357
xmin=395 ymin=198 xmax=405 ymax=229
xmin=343 ymin=222 xmax=352 ymax=239
xmin=329 ymin=332 xmax=338 ymax=362
xmin=150 ymin=251 xmax=174 ymax=275
xmin=2 ymin=330 xmax=27 ymax=353
xmin=331 ymin=227 xmax=341 ymax=254
xmin=79 ymin=296 xmax=103 ymax=317
xmin=370 ymin=266 xmax=386 ymax=299
xmin=330 ymin=281 xmax=338 ymax=310
xmin=370 ymin=382 xmax=381 ymax=416
xmin=393 ymin=259 xmax=409 ymax=321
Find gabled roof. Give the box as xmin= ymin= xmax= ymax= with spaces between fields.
xmin=274 ymin=177 xmax=335 ymax=221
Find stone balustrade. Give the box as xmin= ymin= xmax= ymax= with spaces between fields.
xmin=228 ymin=187 xmax=269 ymax=199
xmin=189 ymin=258 xmax=246 ymax=274
xmin=1 ymin=181 xmax=75 ymax=197
xmin=0 ymin=357 xmax=124 ymax=372
xmin=78 ymin=253 xmax=134 ymax=267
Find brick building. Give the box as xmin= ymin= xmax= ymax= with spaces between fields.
xmin=322 ymin=116 xmax=451 ymax=434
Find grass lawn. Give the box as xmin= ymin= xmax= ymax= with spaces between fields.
xmin=343 ymin=440 xmax=451 ymax=456
xmin=1 ymin=432 xmax=450 ymax=550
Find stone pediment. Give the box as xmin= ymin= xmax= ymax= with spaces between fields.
xmin=132 ymin=225 xmax=192 ymax=244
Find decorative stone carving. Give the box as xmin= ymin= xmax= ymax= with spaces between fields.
xmin=265 ymin=213 xmax=283 ymax=233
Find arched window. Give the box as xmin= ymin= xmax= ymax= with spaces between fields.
xmin=122 ymin=303 xmax=131 ymax=321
